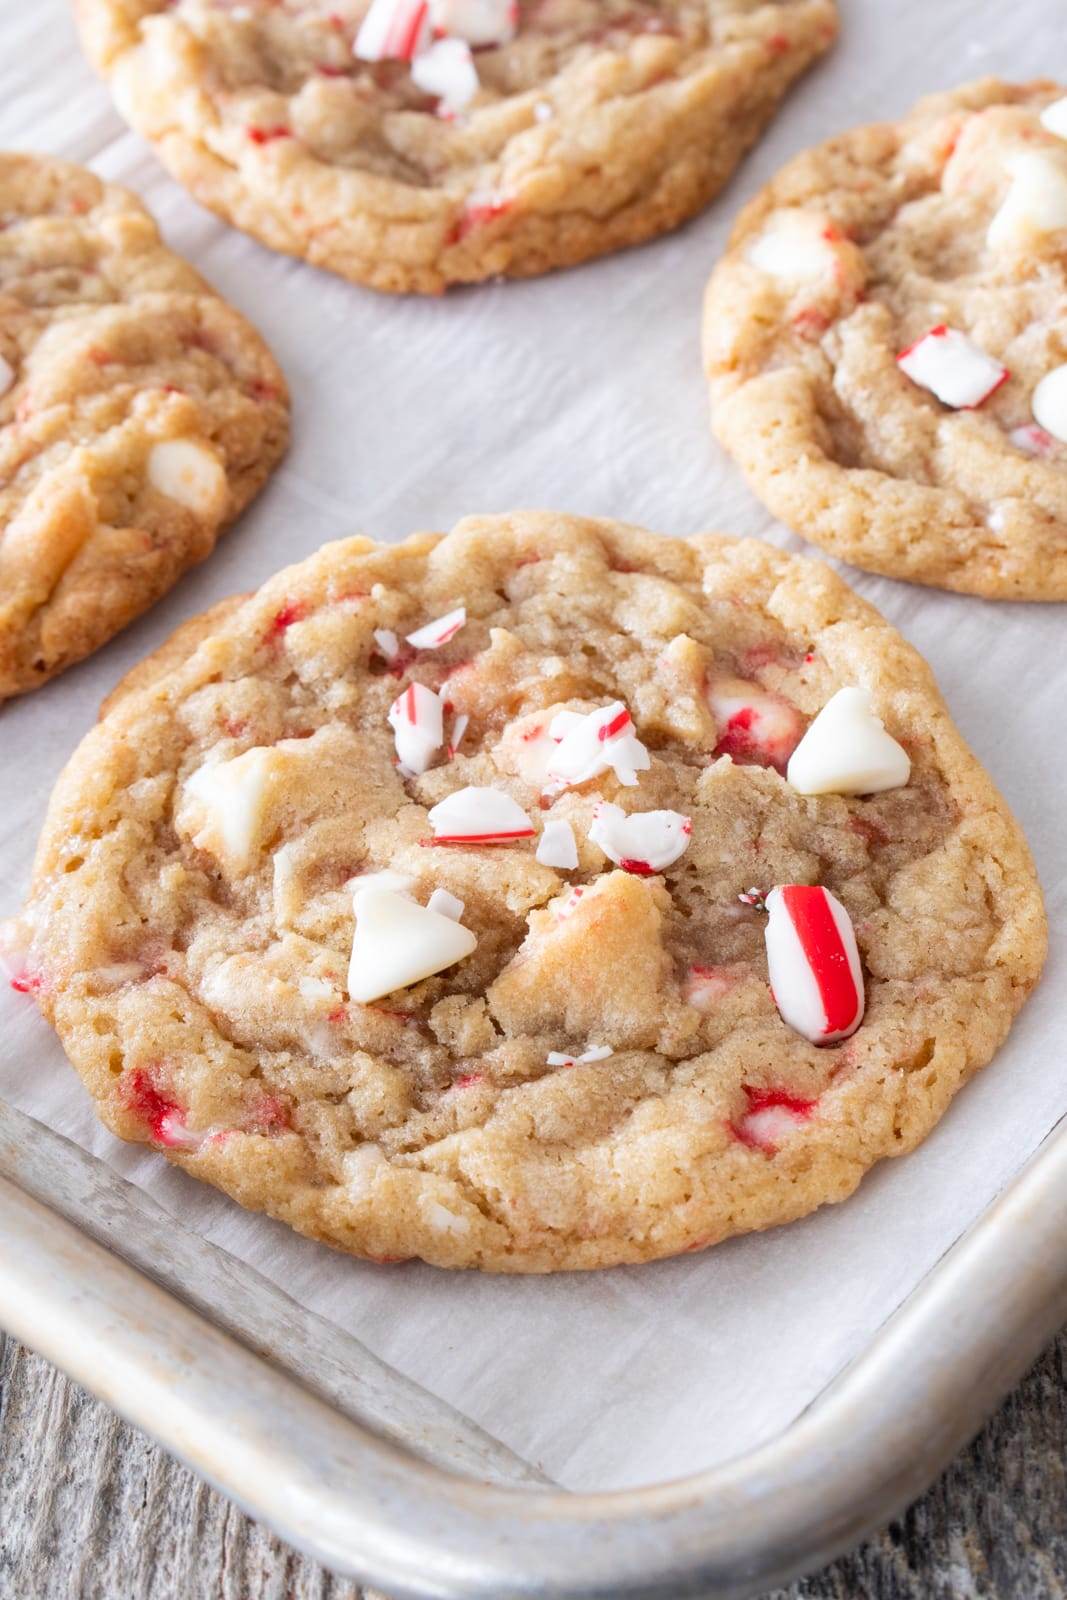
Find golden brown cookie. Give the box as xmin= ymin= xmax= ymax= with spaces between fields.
xmin=0 ymin=152 xmax=288 ymax=699
xmin=12 ymin=514 xmax=1045 ymax=1270
xmin=75 ymin=0 xmax=837 ymax=295
xmin=703 ymin=79 xmax=1067 ymax=600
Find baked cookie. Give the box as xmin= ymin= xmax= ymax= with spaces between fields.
xmin=74 ymin=0 xmax=838 ymax=296
xmin=703 ymin=79 xmax=1067 ymax=600
xmin=0 ymin=152 xmax=289 ymax=699
xmin=8 ymin=513 xmax=1045 ymax=1271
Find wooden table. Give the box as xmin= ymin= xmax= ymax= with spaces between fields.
xmin=2 ymin=1327 xmax=1064 ymax=1599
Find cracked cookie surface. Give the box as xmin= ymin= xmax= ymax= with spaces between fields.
xmin=703 ymin=79 xmax=1067 ymax=600
xmin=0 ymin=151 xmax=289 ymax=699
xmin=14 ymin=513 xmax=1045 ymax=1270
xmin=75 ymin=0 xmax=837 ymax=294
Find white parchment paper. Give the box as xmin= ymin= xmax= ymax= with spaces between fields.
xmin=1 ymin=0 xmax=1064 ymax=1494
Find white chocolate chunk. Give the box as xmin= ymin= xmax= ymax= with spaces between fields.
xmin=1040 ymin=96 xmax=1067 ymax=141
xmin=746 ymin=210 xmax=835 ymax=282
xmin=182 ymin=747 xmax=276 ymax=873
xmin=587 ymin=803 xmax=691 ymax=872
xmin=786 ymin=687 xmax=910 ymax=797
xmin=348 ymin=888 xmax=476 ymax=1003
xmin=405 ymin=606 xmax=466 ymax=650
xmin=349 ymin=869 xmax=416 ymax=899
xmin=388 ymin=682 xmax=445 ymax=775
xmin=411 ymin=38 xmax=478 ymax=114
xmin=429 ymin=0 xmax=516 ymax=46
xmin=1032 ymin=364 xmax=1067 ymax=444
xmin=987 ymin=151 xmax=1067 ymax=250
xmin=374 ymin=628 xmax=401 ymax=662
xmin=536 ymin=819 xmax=578 ymax=870
xmin=896 ymin=326 xmax=1007 ymax=409
xmin=427 ymin=887 xmax=464 ymax=921
xmin=0 ymin=354 xmax=14 ymax=398
xmin=147 ymin=439 xmax=227 ymax=518
xmin=427 ymin=785 xmax=533 ymax=841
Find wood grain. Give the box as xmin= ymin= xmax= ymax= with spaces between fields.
xmin=2 ymin=1328 xmax=1065 ymax=1600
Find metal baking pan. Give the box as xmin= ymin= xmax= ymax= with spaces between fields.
xmin=4 ymin=1092 xmax=1067 ymax=1600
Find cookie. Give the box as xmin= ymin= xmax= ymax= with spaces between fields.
xmin=703 ymin=79 xmax=1067 ymax=600
xmin=0 ymin=152 xmax=289 ymax=699
xmin=74 ymin=0 xmax=838 ymax=296
xmin=10 ymin=513 xmax=1045 ymax=1271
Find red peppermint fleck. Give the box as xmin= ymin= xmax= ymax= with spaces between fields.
xmin=250 ymin=378 xmax=282 ymax=403
xmin=598 ymin=708 xmax=632 ymax=741
xmin=316 ymin=61 xmax=347 ymax=75
xmin=792 ymin=308 xmax=830 ymax=339
xmin=10 ymin=970 xmax=42 ymax=995
xmin=847 ymin=813 xmax=890 ymax=848
xmin=247 ymin=125 xmax=292 ymax=145
xmin=87 ymin=346 xmax=114 ymax=366
xmin=618 ymin=858 xmax=656 ymax=876
xmin=124 ymin=1068 xmax=186 ymax=1147
xmin=267 ymin=599 xmax=308 ymax=639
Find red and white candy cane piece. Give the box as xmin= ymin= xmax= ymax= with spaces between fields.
xmin=764 ymin=884 xmax=864 ymax=1044
xmin=388 ymin=681 xmax=445 ymax=775
xmin=411 ymin=37 xmax=478 ymax=113
xmin=354 ymin=0 xmax=431 ymax=60
xmin=429 ymin=0 xmax=517 ymax=46
xmin=708 ymin=678 xmax=803 ymax=774
xmin=406 ymin=605 xmax=466 ymax=650
xmin=544 ymin=702 xmax=650 ymax=791
xmin=546 ymin=1044 xmax=613 ymax=1067
xmin=587 ymin=802 xmax=691 ymax=875
xmin=426 ymin=784 xmax=534 ymax=843
xmin=535 ymin=818 xmax=578 ymax=870
xmin=896 ymin=325 xmax=1009 ymax=410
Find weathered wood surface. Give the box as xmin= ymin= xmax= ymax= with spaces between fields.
xmin=1 ymin=1327 xmax=1064 ymax=1600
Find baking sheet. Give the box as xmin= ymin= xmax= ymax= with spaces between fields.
xmin=1 ymin=0 xmax=1063 ymax=1496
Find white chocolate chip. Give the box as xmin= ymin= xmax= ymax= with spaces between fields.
xmin=786 ymin=687 xmax=910 ymax=797
xmin=411 ymin=38 xmax=478 ymax=114
xmin=587 ymin=803 xmax=691 ymax=872
xmin=1040 ymin=96 xmax=1067 ymax=141
xmin=348 ymin=888 xmax=477 ymax=1003
xmin=1031 ymin=364 xmax=1067 ymax=444
xmin=147 ymin=439 xmax=227 ymax=518
xmin=343 ymin=1144 xmax=387 ymax=1194
xmin=987 ymin=150 xmax=1067 ymax=251
xmin=418 ymin=1193 xmax=472 ymax=1235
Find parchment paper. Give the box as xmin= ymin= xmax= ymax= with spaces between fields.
xmin=1 ymin=0 xmax=1063 ymax=1494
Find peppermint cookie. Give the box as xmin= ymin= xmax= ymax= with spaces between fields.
xmin=0 ymin=152 xmax=288 ymax=699
xmin=703 ymin=79 xmax=1067 ymax=599
xmin=10 ymin=514 xmax=1044 ymax=1271
xmin=75 ymin=0 xmax=838 ymax=296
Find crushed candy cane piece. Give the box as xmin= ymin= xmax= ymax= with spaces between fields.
xmin=429 ymin=0 xmax=517 ymax=45
xmin=738 ymin=887 xmax=768 ymax=912
xmin=1040 ymin=96 xmax=1067 ymax=141
xmin=1031 ymin=364 xmax=1067 ymax=444
xmin=544 ymin=703 xmax=650 ymax=791
xmin=1008 ymin=422 xmax=1055 ymax=456
xmin=987 ymin=150 xmax=1067 ymax=251
xmin=411 ymin=37 xmax=478 ymax=113
xmin=427 ymin=887 xmax=465 ymax=921
xmin=0 ymin=354 xmax=14 ymax=398
xmin=588 ymin=802 xmax=691 ymax=874
xmin=764 ymin=885 xmax=864 ymax=1045
xmin=732 ymin=1086 xmax=816 ymax=1154
xmin=374 ymin=627 xmax=401 ymax=662
xmin=427 ymin=785 xmax=534 ymax=842
xmin=786 ymin=687 xmax=910 ymax=797
xmin=709 ymin=679 xmax=803 ymax=773
xmin=448 ymin=712 xmax=469 ymax=757
xmin=685 ymin=965 xmax=739 ymax=1012
xmin=388 ymin=681 xmax=445 ymax=775
xmin=536 ymin=818 xmax=578 ymax=870
xmin=348 ymin=887 xmax=476 ymax=1002
xmin=354 ymin=0 xmax=430 ymax=60
xmin=147 ymin=439 xmax=227 ymax=518
xmin=546 ymin=1044 xmax=613 ymax=1067
xmin=405 ymin=606 xmax=466 ymax=650
xmin=896 ymin=325 xmax=1008 ymax=409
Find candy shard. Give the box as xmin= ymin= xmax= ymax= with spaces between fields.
xmin=354 ymin=0 xmax=430 ymax=60
xmin=764 ymin=884 xmax=864 ymax=1044
xmin=429 ymin=0 xmax=517 ymax=46
xmin=348 ymin=888 xmax=476 ymax=1003
xmin=544 ymin=702 xmax=650 ymax=791
xmin=708 ymin=678 xmax=803 ymax=773
xmin=896 ymin=325 xmax=1008 ymax=409
xmin=388 ymin=681 xmax=446 ymax=775
xmin=536 ymin=818 xmax=578 ymax=870
xmin=546 ymin=1044 xmax=613 ymax=1067
xmin=427 ymin=784 xmax=534 ymax=842
xmin=1031 ymin=364 xmax=1067 ymax=444
xmin=411 ymin=37 xmax=478 ymax=113
xmin=786 ymin=686 xmax=910 ymax=796
xmin=427 ymin=887 xmax=465 ymax=921
xmin=1040 ymin=95 xmax=1067 ymax=141
xmin=588 ymin=802 xmax=692 ymax=873
xmin=405 ymin=606 xmax=467 ymax=650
